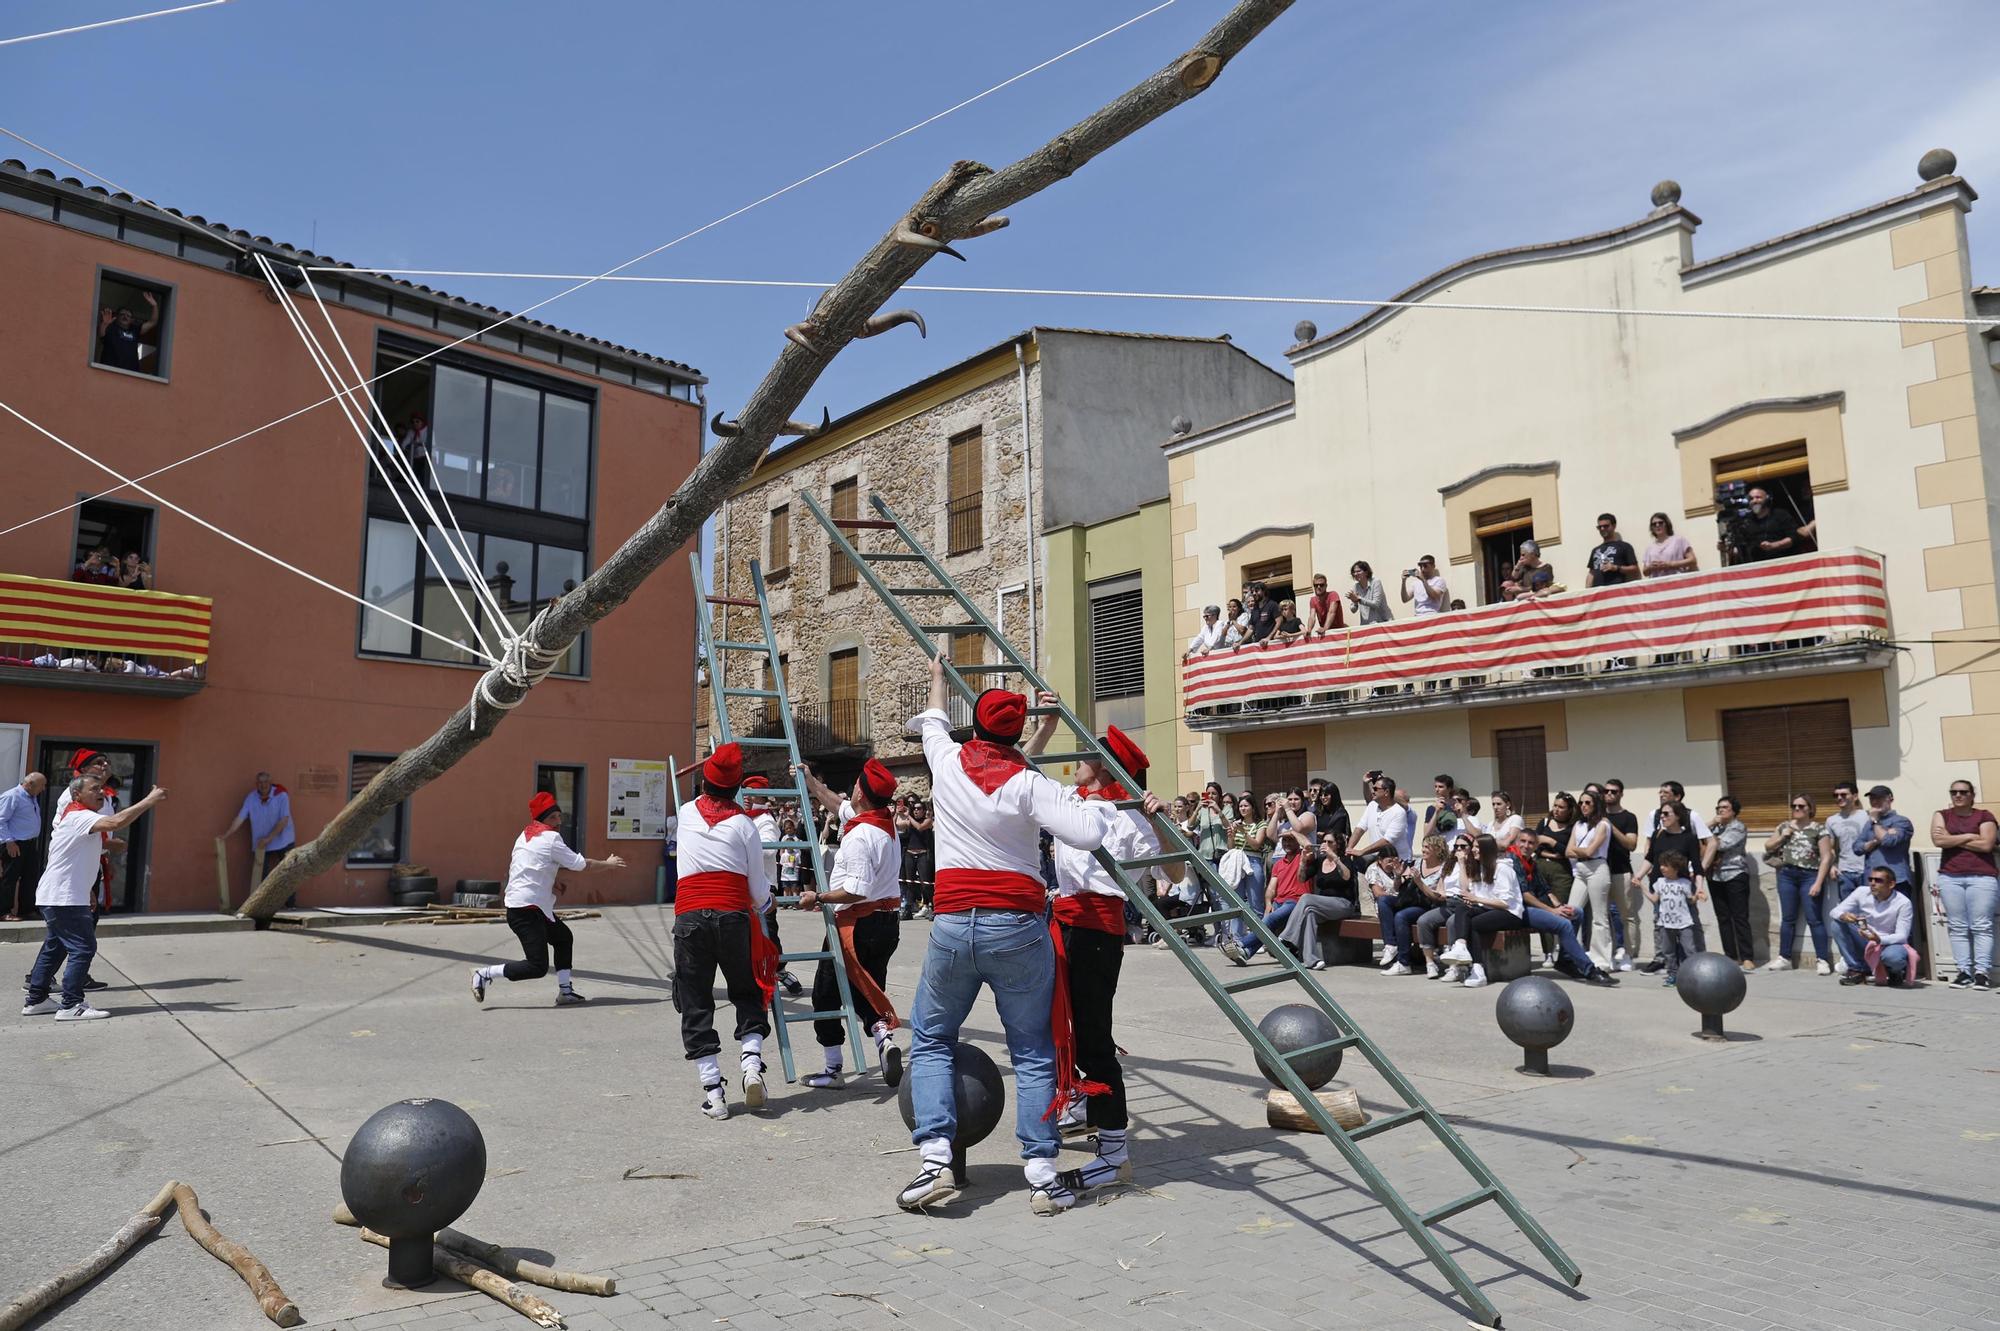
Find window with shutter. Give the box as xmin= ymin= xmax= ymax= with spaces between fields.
xmin=828 ymin=648 xmax=861 ymax=744
xmin=1088 ymin=574 xmax=1145 ymax=732
xmin=828 ymin=479 xmax=858 ymax=590
xmin=1721 ymin=700 xmax=1854 ymax=828
xmin=1241 ymin=556 xmax=1294 ymax=607
xmin=1494 ymin=727 xmax=1549 ymax=817
xmin=1247 ymin=749 xmax=1308 ymax=799
xmin=947 ymin=428 xmax=984 ymax=555
xmin=768 ymin=504 xmax=790 ymax=578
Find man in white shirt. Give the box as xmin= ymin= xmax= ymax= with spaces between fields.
xmin=22 ymin=775 xmax=166 ymax=1021
xmin=1399 ymin=555 xmax=1449 ymax=617
xmin=471 ymin=791 xmax=625 ymax=1007
xmin=1026 ymin=706 xmax=1172 ymax=1197
xmin=742 ymin=774 xmax=804 ymax=999
xmin=1349 ymin=776 xmax=1413 ymax=864
xmin=896 ymin=655 xmax=1112 ymax=1218
xmin=1832 ymin=867 xmax=1917 ymax=986
xmin=1182 ymin=605 xmax=1226 ymax=662
xmin=673 ymin=744 xmax=776 ymax=1120
xmin=795 ymin=758 xmax=905 ymax=1090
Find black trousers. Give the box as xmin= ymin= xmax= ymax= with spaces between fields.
xmin=1465 ymin=908 xmax=1525 ymax=967
xmin=814 ymin=910 xmax=899 ymax=1047
xmin=1062 ymin=923 xmax=1127 ymax=1131
xmin=1709 ymin=875 xmax=1755 ymax=961
xmin=3 ymin=841 xmax=42 ymax=918
xmin=503 ymin=906 xmax=573 ymax=981
xmin=673 ymin=909 xmax=769 ymax=1062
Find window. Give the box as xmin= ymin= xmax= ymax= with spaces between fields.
xmin=360 ymin=519 xmax=586 ymax=675
xmin=1088 ymin=573 xmax=1145 ymax=733
xmin=91 ymin=270 xmax=173 ymax=379
xmin=768 ymin=504 xmax=791 ymax=578
xmin=1715 ymin=443 xmax=1816 ymax=567
xmin=1241 ymin=556 xmax=1294 ymax=607
xmin=829 ymin=647 xmax=862 ymax=743
xmin=348 ymin=754 xmax=409 ymax=866
xmin=1720 ymin=699 xmax=1855 ymax=828
xmin=1247 ymin=748 xmax=1308 ymax=799
xmin=947 ymin=631 xmax=984 ymax=727
xmin=72 ymin=498 xmax=154 ymax=584
xmin=947 ymin=428 xmax=983 ymax=554
xmin=1475 ymin=502 xmax=1534 ymax=605
xmin=1494 ymin=727 xmax=1550 ymax=818
xmin=829 ymin=478 xmax=858 ymax=591
xmin=762 ymin=654 xmax=787 ymax=729
xmin=535 ymin=764 xmax=585 ymax=853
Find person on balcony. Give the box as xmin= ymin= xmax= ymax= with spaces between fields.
xmin=1303 ymin=573 xmax=1344 ymax=635
xmin=1346 ymin=562 xmax=1393 ymax=625
xmin=1399 ymin=556 xmax=1449 ymax=617
xmin=1832 ymin=867 xmax=1916 ymax=986
xmin=1741 ymin=487 xmax=1804 ymax=561
xmin=1267 ymin=599 xmax=1305 ymax=645
xmin=1587 ymin=515 xmax=1641 ymax=671
xmin=1240 ymin=581 xmax=1280 ymax=645
xmin=1221 ymin=597 xmax=1250 ymax=648
xmin=1500 ymin=540 xmax=1561 ymax=601
xmin=71 ymin=547 xmax=121 ymax=585
xmin=95 ymin=293 xmax=159 ymax=373
xmin=1182 ymin=604 xmax=1226 ymax=662
xmin=115 ymin=552 xmax=153 ymax=591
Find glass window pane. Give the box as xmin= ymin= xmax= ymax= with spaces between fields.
xmin=486 ymin=380 xmax=539 ymax=507
xmin=483 ymin=535 xmax=535 ymax=641
xmin=540 ymin=395 xmax=590 ymax=517
xmin=537 ymin=544 xmax=586 ymax=675
xmin=417 ymin=528 xmax=481 ymax=664
xmin=361 ymin=518 xmax=417 ymax=655
xmin=349 ymin=755 xmax=403 ymax=865
xmin=431 ymin=365 xmax=486 ymax=498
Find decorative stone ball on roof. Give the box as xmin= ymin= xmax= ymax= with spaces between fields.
xmin=1292 ymin=320 xmax=1318 ymax=344
xmin=1171 ymin=415 xmax=1194 ymax=437
xmin=1918 ymin=148 xmax=1957 ymax=182
xmin=1650 ymin=180 xmax=1682 ymax=209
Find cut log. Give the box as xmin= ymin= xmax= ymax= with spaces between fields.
xmin=171 ymin=1184 xmax=301 ymax=1327
xmin=349 ymin=1227 xmax=565 ymax=1328
xmin=216 ymin=838 xmax=231 ymax=911
xmin=438 ymin=1228 xmax=616 ymax=1298
xmin=1264 ymin=1088 xmax=1367 ymax=1135
xmin=0 ymin=1180 xmax=177 ymax=1331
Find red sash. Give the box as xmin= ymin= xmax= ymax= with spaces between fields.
xmin=751 ymin=919 xmax=780 ymax=1010
xmin=1052 ymin=892 xmax=1127 ymax=935
xmin=831 ymin=897 xmax=900 ymax=1032
xmin=933 ymin=867 xmax=1046 ymax=915
xmin=1046 ymin=916 xmax=1113 ymax=1121
xmin=676 ymin=870 xmax=752 ymax=913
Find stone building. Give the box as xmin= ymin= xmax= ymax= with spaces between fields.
xmin=701 ymin=327 xmax=1291 ymax=790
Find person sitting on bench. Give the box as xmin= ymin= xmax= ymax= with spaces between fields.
xmin=1436 ymin=833 xmax=1527 ymax=989
xmin=1277 ymin=830 xmax=1359 ymax=970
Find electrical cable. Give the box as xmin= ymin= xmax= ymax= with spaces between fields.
xmin=0 ymin=0 xmax=229 ymax=49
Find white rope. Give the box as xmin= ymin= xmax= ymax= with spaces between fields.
xmin=0 ymin=397 xmax=495 ymax=664
xmin=470 ymin=603 xmax=569 ymax=731
xmin=0 ymin=0 xmax=1174 ymax=540
xmin=256 ymin=256 xmax=502 ymax=660
xmin=0 ymin=0 xmax=229 ymax=48
xmin=0 ymin=126 xmax=252 ymax=255
xmin=295 ymin=270 xmax=2000 ymax=331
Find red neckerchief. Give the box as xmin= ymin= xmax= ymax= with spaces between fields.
xmin=1078 ymin=781 xmax=1132 ymax=804
xmin=258 ymin=784 xmax=288 ymax=802
xmin=522 ymin=820 xmax=558 ymax=840
xmin=959 ymin=739 xmax=1029 ymax=795
xmin=842 ymin=807 xmax=896 ymax=839
xmin=695 ymin=794 xmax=744 ymax=828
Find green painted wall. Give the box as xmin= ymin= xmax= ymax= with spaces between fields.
xmin=1042 ymin=498 xmax=1180 ymax=793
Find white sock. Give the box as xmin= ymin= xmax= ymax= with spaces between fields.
xmin=741 ymin=1033 xmax=763 ymax=1059
xmin=823 ymin=1046 xmax=844 ymax=1073
xmin=477 ymin=964 xmax=506 ymax=981
xmin=870 ymin=1020 xmax=890 ymax=1042
xmin=918 ymin=1137 xmax=952 ymax=1168
xmin=1024 ymin=1158 xmax=1060 ymax=1188
xmin=697 ymin=1055 xmax=721 ymax=1088
xmin=555 ymin=968 xmax=573 ymax=990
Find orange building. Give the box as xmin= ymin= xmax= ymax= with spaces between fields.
xmin=0 ymin=159 xmax=703 ymax=913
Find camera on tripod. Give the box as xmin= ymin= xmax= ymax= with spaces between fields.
xmin=1714 ymin=480 xmax=1755 ymax=562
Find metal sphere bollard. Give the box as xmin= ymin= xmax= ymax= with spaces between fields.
xmin=1253 ymin=1002 xmax=1344 ymax=1091
xmin=1677 ymin=951 xmax=1748 ymax=1040
xmin=340 ymin=1098 xmax=487 ymax=1288
xmin=898 ymin=1040 xmax=1006 ymax=1186
xmin=1494 ymin=976 xmax=1574 ymax=1075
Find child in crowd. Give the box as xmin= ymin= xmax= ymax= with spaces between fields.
xmin=1645 ymin=850 xmax=1705 ymax=985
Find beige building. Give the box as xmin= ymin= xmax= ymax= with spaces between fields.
xmin=1168 ymin=152 xmax=1997 ymax=911
xmin=703 ymin=327 xmax=1291 ymax=788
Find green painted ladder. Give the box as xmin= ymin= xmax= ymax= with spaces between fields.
xmin=800 ymin=491 xmax=1581 ymax=1328
xmin=683 ymin=552 xmax=870 ymax=1084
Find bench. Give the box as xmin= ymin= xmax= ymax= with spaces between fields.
xmin=1323 ymin=914 xmax=1533 ymax=981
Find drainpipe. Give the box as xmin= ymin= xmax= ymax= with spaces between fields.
xmin=700 ymin=386 xmax=717 ymax=752
xmin=1015 ymin=339 xmax=1039 ymax=670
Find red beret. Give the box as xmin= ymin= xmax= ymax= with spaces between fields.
xmin=1102 ymin=725 xmax=1148 ymax=777
xmin=528 ymin=790 xmax=560 ymax=821
xmin=70 ymin=747 xmax=102 ymax=772
xmin=973 ymin=689 xmax=1027 ymax=741
xmin=702 ymin=743 xmax=744 ymax=788
xmin=861 ymin=759 xmax=897 ymax=804
xmin=741 ymin=774 xmax=770 ymax=789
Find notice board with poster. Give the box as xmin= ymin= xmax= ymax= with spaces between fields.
xmin=606 ymin=758 xmax=669 ymax=839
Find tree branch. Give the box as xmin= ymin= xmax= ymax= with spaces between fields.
xmin=239 ymin=0 xmax=1296 ymax=920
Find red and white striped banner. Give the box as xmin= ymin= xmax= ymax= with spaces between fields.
xmin=1182 ymin=550 xmax=1887 ymax=709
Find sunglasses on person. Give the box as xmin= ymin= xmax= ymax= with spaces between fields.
xmin=1950 ymin=787 xmax=1974 ymax=797
xmin=1791 ymin=802 xmax=1810 ymax=810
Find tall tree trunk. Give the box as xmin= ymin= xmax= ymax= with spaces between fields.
xmin=241 ymin=0 xmax=1296 ymax=920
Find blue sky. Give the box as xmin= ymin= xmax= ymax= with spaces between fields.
xmin=8 ymin=0 xmax=1998 ymax=481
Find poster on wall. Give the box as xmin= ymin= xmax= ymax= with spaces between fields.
xmin=606 ymin=758 xmax=669 ymax=839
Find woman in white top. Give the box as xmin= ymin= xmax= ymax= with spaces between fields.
xmin=1436 ymin=834 xmax=1526 ymax=988
xmin=1485 ymin=791 xmax=1524 ymax=851
xmin=1566 ymin=788 xmax=1615 ymax=970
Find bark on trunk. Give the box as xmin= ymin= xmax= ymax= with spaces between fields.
xmin=239 ymin=0 xmax=1296 ymax=921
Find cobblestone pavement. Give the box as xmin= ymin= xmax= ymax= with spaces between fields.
xmin=6 ymin=911 xmax=1997 ymax=1331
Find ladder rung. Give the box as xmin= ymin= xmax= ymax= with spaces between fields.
xmin=762 ymin=839 xmax=814 ymax=850
xmin=1221 ymin=970 xmax=1300 ymax=994
xmin=734 ymin=737 xmax=793 ymax=748
xmin=1169 ymin=907 xmax=1245 ymax=929
xmin=1118 ymin=852 xmax=1189 ymax=872
xmin=920 ymin=623 xmax=984 ymax=635
xmin=833 ymin=518 xmax=900 ymax=530
xmin=1026 ymin=705 xmax=1073 ymax=717
xmin=1284 ymin=1034 xmax=1361 ymax=1065
xmin=1348 ymin=1106 xmax=1427 ymax=1142
xmin=723 ymin=688 xmax=781 ymax=699
xmin=782 ymin=1009 xmax=851 ymax=1022
xmin=957 ymin=663 xmax=1024 ymax=674
xmin=1112 ymin=798 xmax=1150 ymax=811
xmin=707 ymin=596 xmax=761 ymax=608
xmin=715 ymin=640 xmax=771 ymax=652
xmin=1029 ymin=751 xmax=1095 ymax=765
xmin=753 ymin=787 xmax=805 ymax=801
xmin=1421 ymin=1187 xmax=1499 ymax=1229
xmin=885 ymin=586 xmax=960 ymax=596
xmin=858 ymin=552 xmax=927 ymax=562
xmin=780 ymin=950 xmax=834 ymax=964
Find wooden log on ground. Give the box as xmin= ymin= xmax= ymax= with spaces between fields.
xmin=331 ymin=1205 xmax=612 ymax=1298
xmin=171 ymin=1184 xmax=302 ymax=1327
xmin=0 ymin=1180 xmax=177 ymax=1331
xmin=1264 ymin=1087 xmax=1368 ymax=1135
xmin=216 ymin=838 xmax=231 ymax=911
xmin=349 ymin=1226 xmax=565 ymax=1328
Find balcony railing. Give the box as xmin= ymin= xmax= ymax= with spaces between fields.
xmin=897 ymin=682 xmax=972 ymax=729
xmin=793 ymin=698 xmax=871 ymax=750
xmin=1183 ymin=549 xmax=1889 ymax=726
xmin=0 ymin=573 xmax=210 ymax=695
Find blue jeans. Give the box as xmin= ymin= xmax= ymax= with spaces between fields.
xmin=1775 ymin=866 xmax=1831 ymax=962
xmin=1832 ymin=917 xmax=1909 ymax=980
xmin=1522 ymin=907 xmax=1594 ymax=975
xmin=26 ymin=905 xmax=97 ymax=1008
xmin=1826 ymin=871 xmax=1864 ymax=957
xmin=1936 ymin=873 xmax=1998 ymax=977
xmin=1233 ymin=856 xmax=1267 ymax=943
xmin=1241 ymin=900 xmax=1297 ymax=958
xmin=908 ymin=909 xmax=1058 ymax=1164
xmin=1392 ymin=904 xmax=1426 ymax=965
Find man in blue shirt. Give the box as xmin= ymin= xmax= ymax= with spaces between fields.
xmin=1 ymin=772 xmax=47 ymax=921
xmin=1859 ymin=783 xmax=1921 ymax=927
xmin=221 ymin=772 xmax=295 ymax=905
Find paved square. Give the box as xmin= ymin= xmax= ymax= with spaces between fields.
xmin=5 ymin=908 xmax=1997 ymax=1330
